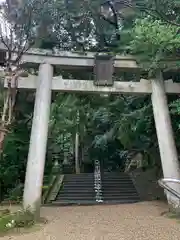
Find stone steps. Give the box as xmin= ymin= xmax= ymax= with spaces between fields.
xmin=51 ymin=172 xmax=140 ymax=205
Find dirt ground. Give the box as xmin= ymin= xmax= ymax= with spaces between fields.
xmin=1 ymin=201 xmax=180 ymax=240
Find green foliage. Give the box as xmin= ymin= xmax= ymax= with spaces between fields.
xmin=135 ymin=0 xmax=180 ymax=26
xmin=0 ymin=214 xmax=14 ymax=234
xmin=49 ymin=92 xmax=158 ymax=171
xmin=170 ymin=99 xmax=180 ymax=116
xmin=12 ymin=209 xmax=35 ymax=228
xmin=170 ymin=99 xmax=180 ymax=132
xmin=0 ymin=92 xmax=33 ymax=200
xmin=130 ymin=17 xmax=180 ymax=71
xmin=0 ymin=208 xmax=38 ymax=236
xmin=6 ymin=184 xmax=23 ymax=202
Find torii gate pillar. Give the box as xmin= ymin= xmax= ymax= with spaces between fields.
xmin=23 ymin=63 xmax=53 ymax=216
xmin=151 ymin=72 xmax=180 ymax=210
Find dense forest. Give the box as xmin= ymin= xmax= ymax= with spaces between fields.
xmin=1 ymin=0 xmax=180 ymax=201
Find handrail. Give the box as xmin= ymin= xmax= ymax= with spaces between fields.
xmin=158 ymin=178 xmax=180 ymax=200
xmin=45 ymin=175 xmax=64 ymax=203
xmin=94 ymin=159 xmax=103 ymax=202
xmin=42 ymin=175 xmax=56 ymax=204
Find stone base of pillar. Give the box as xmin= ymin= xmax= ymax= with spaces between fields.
xmin=166 ymin=191 xmax=180 ymax=214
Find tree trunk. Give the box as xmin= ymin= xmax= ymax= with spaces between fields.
xmin=0 ymin=131 xmax=6 ymax=153
xmin=81 ymin=139 xmax=85 ymax=165
xmin=75 ymin=132 xmax=80 ymax=174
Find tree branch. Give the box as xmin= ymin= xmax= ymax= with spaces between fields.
xmin=136 ymin=0 xmax=180 ymax=27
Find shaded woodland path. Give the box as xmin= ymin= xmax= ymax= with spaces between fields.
xmin=2 ymin=201 xmax=180 ymax=240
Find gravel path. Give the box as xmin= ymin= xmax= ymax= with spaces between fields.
xmin=2 ymin=201 xmax=180 ymax=240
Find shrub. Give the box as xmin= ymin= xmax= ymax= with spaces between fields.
xmin=13 ymin=209 xmax=35 ymax=228
xmin=0 ymin=208 xmax=41 ymax=235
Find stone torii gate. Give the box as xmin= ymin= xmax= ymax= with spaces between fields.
xmin=2 ymin=48 xmax=180 ymax=212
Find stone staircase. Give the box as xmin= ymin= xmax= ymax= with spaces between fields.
xmin=102 ymin=172 xmax=140 ymax=203
xmin=52 ymin=172 xmax=139 ymax=205
xmin=53 ymin=173 xmax=95 ymax=205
